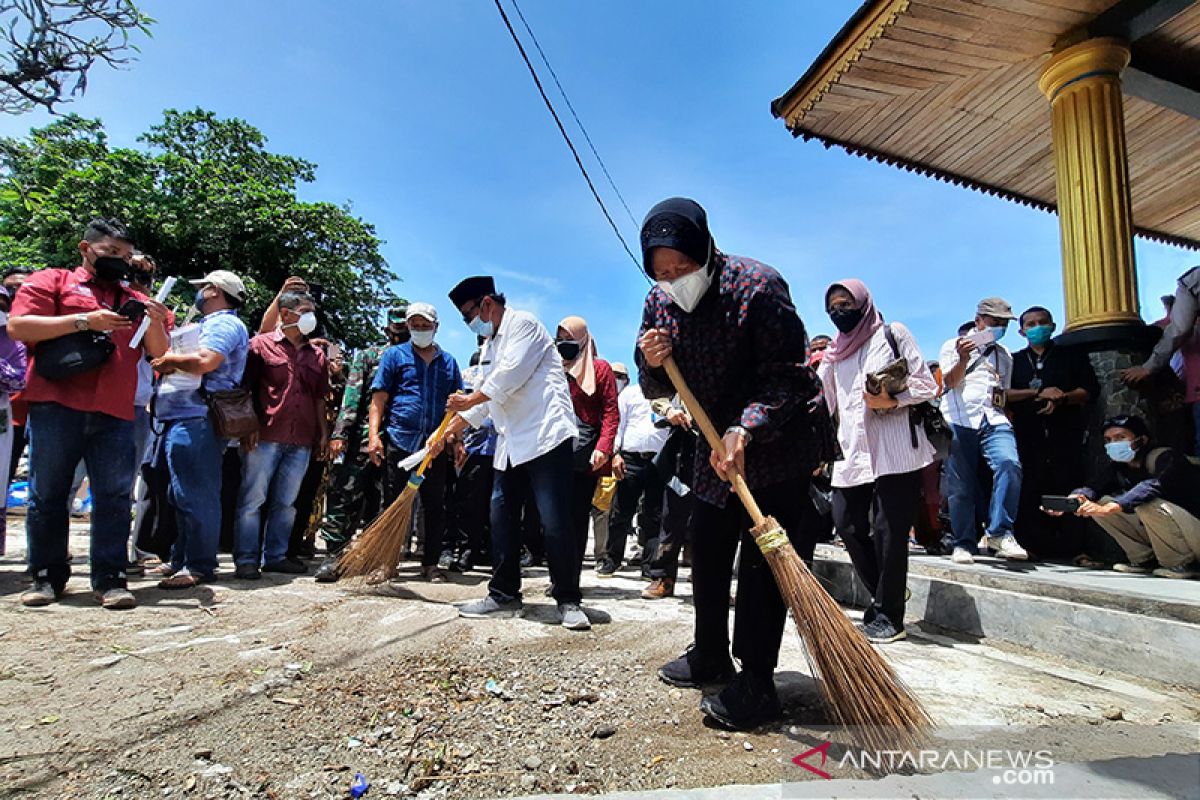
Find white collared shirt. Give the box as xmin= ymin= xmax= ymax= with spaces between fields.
xmin=938 ymin=335 xmax=1013 ymax=429
xmin=460 ymin=308 xmax=577 ymax=470
xmin=819 ymin=323 xmax=938 ymax=489
xmin=616 ymin=384 xmax=670 ymax=456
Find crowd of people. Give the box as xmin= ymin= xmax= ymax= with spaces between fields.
xmin=3 ymin=206 xmax=1198 ymax=731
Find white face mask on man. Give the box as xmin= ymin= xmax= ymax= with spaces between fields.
xmin=657 ymin=254 xmax=712 ymax=313
xmin=283 ymin=311 xmax=318 ymax=336
xmin=409 ymin=329 xmax=436 ymax=348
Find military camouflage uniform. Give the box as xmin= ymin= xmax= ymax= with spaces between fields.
xmin=319 ymin=343 xmax=388 ymax=553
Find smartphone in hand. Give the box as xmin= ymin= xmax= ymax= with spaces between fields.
xmin=962 ymin=327 xmax=995 ymax=349
xmin=117 ymin=299 xmax=146 ymax=322
xmin=1041 ymin=495 xmax=1081 ymax=513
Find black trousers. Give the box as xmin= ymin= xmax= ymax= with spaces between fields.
xmin=571 ymin=471 xmax=599 ymax=571
xmin=831 ymin=470 xmax=921 ymax=627
xmin=384 ymin=445 xmax=449 ymax=569
xmin=447 ymin=453 xmax=494 ymax=563
xmin=219 ymin=446 xmax=241 ymax=553
xmin=288 ymin=454 xmax=326 ymax=557
xmin=1014 ymin=439 xmax=1086 ymax=559
xmin=605 ymin=452 xmax=664 ymax=566
xmin=692 ymin=477 xmax=812 ymax=674
xmin=648 ymin=485 xmax=693 ymax=580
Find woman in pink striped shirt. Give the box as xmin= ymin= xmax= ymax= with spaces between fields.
xmin=818 ymin=279 xmax=938 ymax=643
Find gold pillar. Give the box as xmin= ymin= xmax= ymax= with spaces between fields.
xmin=1038 ymin=37 xmax=1139 ymax=329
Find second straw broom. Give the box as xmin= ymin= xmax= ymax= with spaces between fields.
xmin=337 ymin=409 xmax=458 ymax=581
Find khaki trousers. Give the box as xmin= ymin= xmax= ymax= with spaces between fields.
xmin=1093 ymin=497 xmax=1200 ymax=568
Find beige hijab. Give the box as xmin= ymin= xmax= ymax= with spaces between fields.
xmin=558 ymin=315 xmax=598 ymax=396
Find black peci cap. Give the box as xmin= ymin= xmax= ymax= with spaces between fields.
xmin=448 ymin=275 xmax=496 ymax=309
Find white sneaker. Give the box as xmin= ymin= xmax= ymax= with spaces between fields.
xmin=951 ymin=547 xmax=974 ymax=565
xmin=988 ymin=534 xmax=1028 ymax=561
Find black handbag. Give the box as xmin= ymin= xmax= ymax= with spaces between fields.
xmin=572 ymin=420 xmax=600 ymax=472
xmin=34 ymin=331 xmax=115 ymax=380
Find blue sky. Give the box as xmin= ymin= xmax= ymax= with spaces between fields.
xmin=0 ymin=0 xmax=1194 ymax=366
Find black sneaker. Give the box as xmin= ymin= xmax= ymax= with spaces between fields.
xmin=235 ymin=564 xmax=262 ymax=580
xmin=263 ymin=559 xmax=306 ymax=575
xmin=863 ymin=615 xmax=907 ymax=643
xmin=314 ymin=556 xmax=341 ymax=583
xmin=699 ymin=670 xmax=782 ymax=731
xmin=596 ymin=558 xmax=618 ymax=577
xmin=658 ymin=645 xmax=735 ymax=689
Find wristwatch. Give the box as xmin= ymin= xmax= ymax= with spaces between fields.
xmin=74 ymin=313 xmax=89 ymax=332
xmin=725 ymin=425 xmax=752 ymax=443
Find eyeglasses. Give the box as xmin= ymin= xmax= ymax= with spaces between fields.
xmin=460 ymin=299 xmax=482 ymax=324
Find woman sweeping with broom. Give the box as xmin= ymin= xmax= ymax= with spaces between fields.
xmin=636 ymin=197 xmax=835 ymax=730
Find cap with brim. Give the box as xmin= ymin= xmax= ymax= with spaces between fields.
xmin=387 ymin=305 xmax=408 ymax=324
xmin=610 ymin=361 xmax=629 ymax=378
xmin=405 ymin=302 xmax=438 ymax=324
xmin=189 ymin=270 xmax=247 ymax=303
xmin=448 ymin=276 xmax=496 ymax=309
xmin=976 ymin=296 xmax=1015 ymax=320
xmin=1102 ymin=415 xmax=1150 ymax=439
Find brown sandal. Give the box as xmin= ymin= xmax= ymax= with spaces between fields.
xmin=159 ymin=573 xmax=201 ymax=589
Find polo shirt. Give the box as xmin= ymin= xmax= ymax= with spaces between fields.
xmin=11 ymin=266 xmax=152 ymax=422
xmin=243 ymin=331 xmax=329 ymax=447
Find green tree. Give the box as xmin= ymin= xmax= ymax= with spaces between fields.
xmin=1 ymin=0 xmax=153 ymax=114
xmin=0 ymin=109 xmax=400 ymax=348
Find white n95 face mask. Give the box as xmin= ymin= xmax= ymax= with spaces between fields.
xmin=657 ymin=257 xmax=712 ymax=313
xmin=284 ymin=311 xmax=318 ymax=336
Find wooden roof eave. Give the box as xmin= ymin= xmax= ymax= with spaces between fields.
xmin=792 ymin=125 xmax=1200 ymax=251
xmin=771 ymin=0 xmax=915 ymax=126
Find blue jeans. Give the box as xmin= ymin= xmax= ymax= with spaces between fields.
xmin=946 ymin=422 xmax=1022 ymax=552
xmin=26 ymin=403 xmax=135 ymax=591
xmin=164 ymin=417 xmax=225 ymax=577
xmin=234 ymin=441 xmax=311 ymax=567
xmin=488 ymin=439 xmax=579 ymax=604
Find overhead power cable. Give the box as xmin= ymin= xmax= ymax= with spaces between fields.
xmin=508 ymin=0 xmax=639 ymax=230
xmin=491 ymin=0 xmax=649 ymax=282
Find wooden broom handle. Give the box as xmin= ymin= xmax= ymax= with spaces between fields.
xmin=662 ymin=356 xmax=767 ymax=527
xmin=413 ymin=409 xmax=458 ymax=478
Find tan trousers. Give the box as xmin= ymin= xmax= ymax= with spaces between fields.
xmin=1093 ymin=496 xmax=1200 ymax=568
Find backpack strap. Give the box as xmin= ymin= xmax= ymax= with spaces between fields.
xmin=881 ymin=325 xmax=921 ymax=449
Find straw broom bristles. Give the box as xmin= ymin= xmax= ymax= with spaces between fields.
xmin=338 ymin=410 xmax=458 ymax=581
xmin=663 ymin=358 xmax=932 ymax=750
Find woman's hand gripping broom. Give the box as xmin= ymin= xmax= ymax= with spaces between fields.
xmin=662 ymin=356 xmax=931 ymax=747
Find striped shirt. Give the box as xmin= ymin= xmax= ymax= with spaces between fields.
xmin=819 ymin=323 xmax=937 ymax=489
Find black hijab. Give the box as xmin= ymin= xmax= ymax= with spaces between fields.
xmin=640 ymin=197 xmax=715 ymax=278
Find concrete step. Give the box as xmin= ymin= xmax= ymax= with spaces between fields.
xmin=811 ymin=544 xmax=1200 ymax=690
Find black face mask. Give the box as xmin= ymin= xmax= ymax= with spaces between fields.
xmin=556 ymin=340 xmax=581 ymax=361
xmin=829 ymin=307 xmax=864 ymax=334
xmin=92 ymin=255 xmax=130 ymax=283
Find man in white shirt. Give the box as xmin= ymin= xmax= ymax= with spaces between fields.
xmin=436 ymin=276 xmax=588 ymax=630
xmin=939 ymin=297 xmax=1028 ymax=564
xmin=598 ymin=363 xmax=671 ymax=577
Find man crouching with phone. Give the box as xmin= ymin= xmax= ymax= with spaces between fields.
xmin=9 ymin=218 xmax=170 ymax=610
xmin=1044 ymin=415 xmax=1200 ymax=580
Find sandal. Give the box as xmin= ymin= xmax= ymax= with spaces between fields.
xmin=158 ymin=573 xmax=201 ymax=589
xmin=422 ymin=566 xmax=448 ymax=584
xmin=147 ymin=563 xmax=177 ymax=578
xmin=1073 ymin=554 xmax=1106 ymax=570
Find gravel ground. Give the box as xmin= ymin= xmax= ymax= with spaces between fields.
xmin=0 ymin=516 xmax=1197 ymax=799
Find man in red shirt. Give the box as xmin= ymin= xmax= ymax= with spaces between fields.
xmin=234 ymin=290 xmax=330 ymax=579
xmin=9 ymin=218 xmax=169 ymax=609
